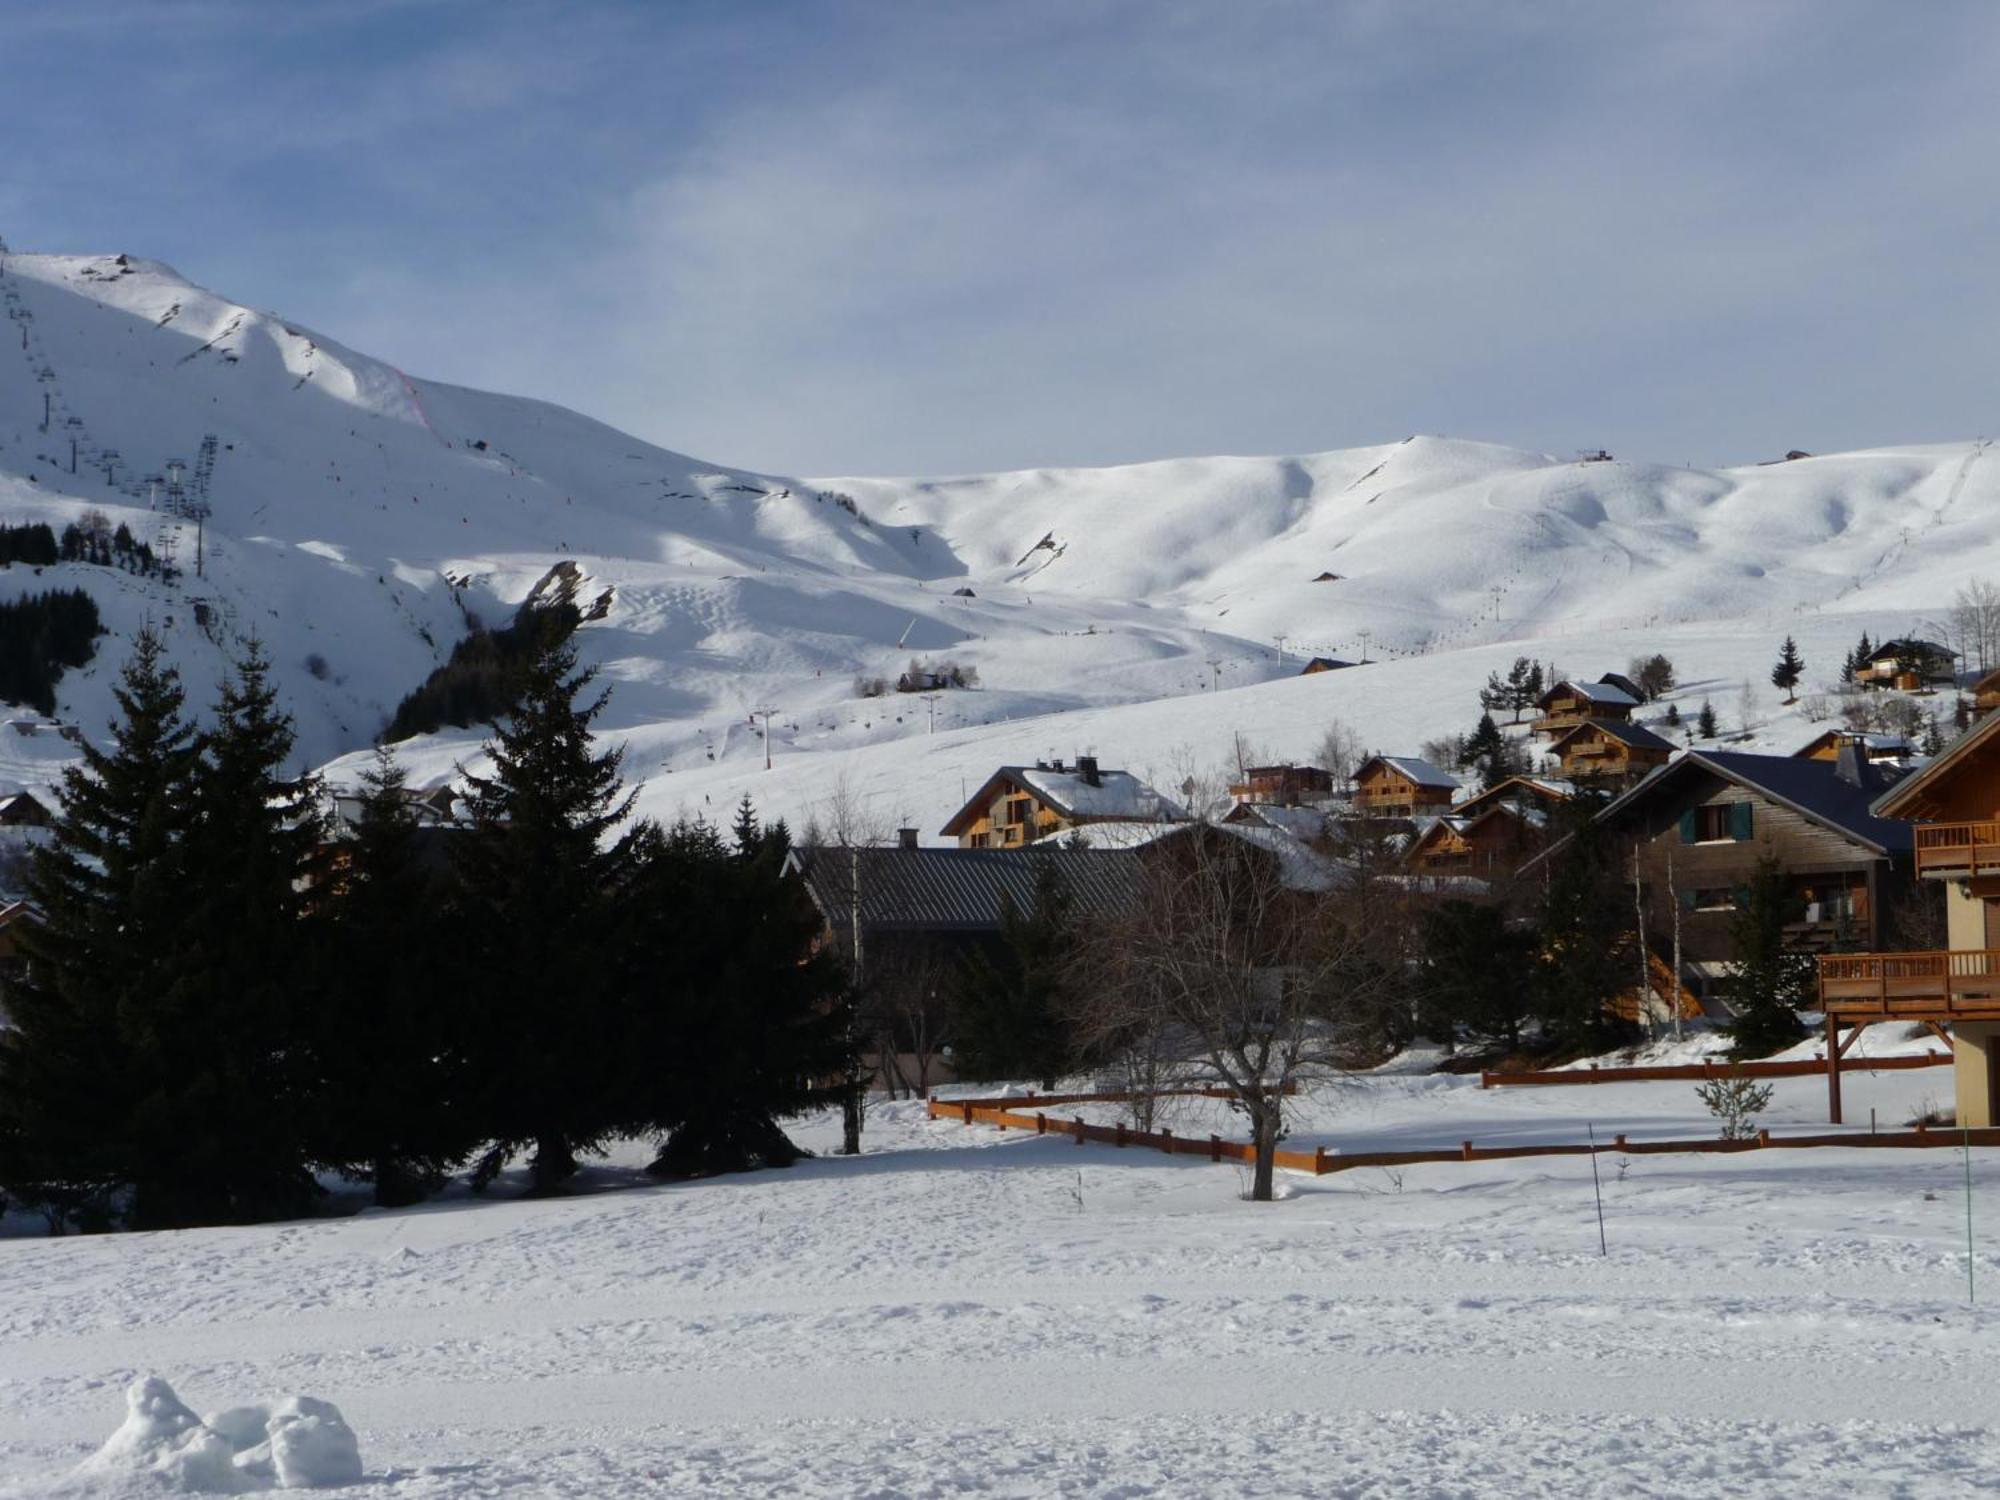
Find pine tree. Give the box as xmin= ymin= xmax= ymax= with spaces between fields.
xmin=1663 ymin=701 xmax=1682 ymax=729
xmin=453 ymin=627 xmax=636 ymax=1194
xmin=306 ymin=748 xmax=470 ymax=1205
xmin=949 ymin=858 xmax=1079 ymax=1086
xmin=1723 ymin=855 xmax=1811 ymax=1057
xmin=1529 ymin=797 xmax=1638 ymax=1052
xmin=0 ymin=628 xmax=195 ymax=1228
xmin=133 ymin=640 xmax=327 ymax=1226
xmin=1771 ymin=636 xmax=1804 ymax=703
xmin=1418 ymin=900 xmax=1535 ymax=1050
xmin=628 ymin=809 xmax=851 ymax=1177
xmin=1696 ymin=700 xmax=1717 ymax=739
xmin=1465 ymin=712 xmax=1505 ymax=766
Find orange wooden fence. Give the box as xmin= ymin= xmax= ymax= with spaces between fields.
xmin=1479 ymin=1052 xmax=1951 ymax=1089
xmin=926 ymin=1091 xmax=2000 ymax=1177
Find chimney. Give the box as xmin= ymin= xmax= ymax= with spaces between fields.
xmin=1833 ymin=735 xmax=1881 ymax=792
xmin=1078 ymin=754 xmax=1100 ymax=787
xmin=897 ymin=827 xmax=919 ymax=850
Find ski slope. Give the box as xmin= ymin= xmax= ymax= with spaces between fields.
xmin=0 ymin=246 xmax=1993 ymax=830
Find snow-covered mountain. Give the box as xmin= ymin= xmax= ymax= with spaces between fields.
xmin=0 ymin=246 xmax=1992 ymax=838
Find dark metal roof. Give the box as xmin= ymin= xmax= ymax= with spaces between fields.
xmin=1599 ymin=749 xmax=1914 ymax=855
xmin=1558 ymin=718 xmax=1677 ymax=752
xmin=787 ymin=845 xmax=1143 ymax=933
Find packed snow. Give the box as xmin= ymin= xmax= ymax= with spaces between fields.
xmin=4 ymin=1037 xmax=1999 ymax=1496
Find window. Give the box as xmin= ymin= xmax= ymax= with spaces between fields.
xmin=1689 ymin=887 xmax=1742 ymax=912
xmin=1680 ymin=802 xmax=1753 ymax=843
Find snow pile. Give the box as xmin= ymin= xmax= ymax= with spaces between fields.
xmin=68 ymin=1377 xmax=361 ymax=1492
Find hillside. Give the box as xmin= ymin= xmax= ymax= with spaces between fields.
xmin=0 ymin=245 xmax=1992 ymax=832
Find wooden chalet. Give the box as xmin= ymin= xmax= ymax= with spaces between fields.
xmin=1819 ymin=709 xmax=2000 ymax=1125
xmin=1855 ymin=637 xmax=1957 ymax=692
xmin=1972 ymin=666 xmax=2000 ymax=719
xmin=1547 ymin=719 xmax=1676 ymax=787
xmin=0 ymin=791 xmax=52 ymax=829
xmin=939 ymin=757 xmax=1187 ymax=849
xmin=1350 ymin=756 xmax=1458 ymax=818
xmin=1299 ymin=657 xmax=1353 ymax=675
xmin=1557 ymin=746 xmax=1916 ymax=1011
xmin=1793 ymin=729 xmax=1915 ymax=766
xmin=1597 ymin=671 xmax=1645 ymax=702
xmin=1228 ymin=764 xmax=1334 ymax=806
xmin=1533 ymin=677 xmax=1638 ymax=738
xmin=1404 ymin=803 xmax=1549 ymax=877
xmin=0 ymin=899 xmax=40 ymax=1027
xmin=1451 ymin=775 xmax=1573 ymax=822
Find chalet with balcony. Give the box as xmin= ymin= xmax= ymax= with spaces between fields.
xmin=1819 ymin=710 xmax=2000 ymax=1126
xmin=1228 ymin=764 xmax=1335 ymax=806
xmin=1856 ymin=638 xmax=1957 ymax=692
xmin=939 ymin=757 xmax=1187 ymax=849
xmin=1971 ymin=666 xmax=2000 ymax=719
xmin=1350 ymin=757 xmax=1458 ymax=818
xmin=1541 ymin=746 xmax=1915 ymax=1007
xmin=1547 ymin=719 xmax=1676 ymax=787
xmin=1404 ymin=802 xmax=1549 ymax=877
xmin=1451 ymin=775 xmax=1573 ymax=822
xmin=1533 ymin=677 xmax=1638 ymax=738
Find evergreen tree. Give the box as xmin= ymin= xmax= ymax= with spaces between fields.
xmin=1723 ymin=854 xmax=1812 ymax=1057
xmin=950 ymin=858 xmax=1079 ymax=1086
xmin=1530 ymin=797 xmax=1637 ymax=1052
xmin=453 ymin=628 xmax=636 ymax=1194
xmin=1465 ymin=712 xmax=1504 ymax=766
xmin=1418 ymin=900 xmax=1536 ymax=1050
xmin=1771 ymin=636 xmax=1804 ymax=703
xmin=1696 ymin=700 xmax=1718 ymax=739
xmin=1923 ymin=711 xmax=1946 ymax=757
xmin=1663 ymin=701 xmax=1682 ymax=729
xmin=627 ymin=810 xmax=851 ymax=1177
xmin=306 ymin=748 xmax=470 ymax=1205
xmin=1632 ymin=653 xmax=1676 ymax=702
xmin=0 ymin=628 xmax=195 ymax=1228
xmin=133 ymin=640 xmax=327 ymax=1226
xmin=1843 ymin=632 xmax=1872 ymax=684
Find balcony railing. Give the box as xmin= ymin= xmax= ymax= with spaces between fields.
xmin=1819 ymin=948 xmax=2000 ymax=1016
xmin=1913 ymin=821 xmax=2000 ymax=879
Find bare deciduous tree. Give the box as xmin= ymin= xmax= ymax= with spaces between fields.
xmin=1077 ymin=827 xmax=1399 ymax=1200
xmin=1952 ymin=578 xmax=2000 ymax=677
xmin=1312 ymin=719 xmax=1363 ymax=792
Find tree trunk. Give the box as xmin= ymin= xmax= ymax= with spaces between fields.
xmin=1249 ymin=1095 xmax=1279 ymax=1202
xmin=840 ymin=1085 xmax=864 ymax=1155
xmin=529 ymin=1131 xmax=576 ymax=1194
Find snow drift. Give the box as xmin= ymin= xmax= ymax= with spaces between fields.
xmin=64 ymin=1376 xmax=361 ymax=1492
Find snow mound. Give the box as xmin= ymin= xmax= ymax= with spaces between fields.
xmin=67 ymin=1376 xmax=362 ymax=1492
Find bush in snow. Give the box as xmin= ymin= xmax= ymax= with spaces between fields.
xmin=1694 ymin=1072 xmax=1774 ymax=1141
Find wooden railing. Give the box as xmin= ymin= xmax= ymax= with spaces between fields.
xmin=1481 ymin=1052 xmax=1951 ymax=1088
xmin=1819 ymin=948 xmax=2000 ymax=1016
xmin=1914 ymin=821 xmax=2000 ymax=878
xmin=926 ymin=1093 xmax=2000 ymax=1175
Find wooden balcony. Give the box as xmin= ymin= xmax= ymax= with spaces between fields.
xmin=1819 ymin=949 xmax=2000 ymax=1018
xmin=1913 ymin=821 xmax=2000 ymax=879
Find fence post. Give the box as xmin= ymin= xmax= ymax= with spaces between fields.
xmin=1074 ymin=1116 xmax=1085 ymax=1145
xmin=1480 ymin=1072 xmax=1493 ymax=1089
xmin=1161 ymin=1127 xmax=1173 ymax=1156
xmin=1315 ymin=1145 xmax=1329 ymax=1174
xmin=1210 ymin=1134 xmax=1222 ymax=1162
xmin=1115 ymin=1123 xmax=1128 ymax=1148
xmin=1461 ymin=1140 xmax=1475 ymax=1161
xmin=1757 ymin=1128 xmax=1771 ymax=1146
xmin=1613 ymin=1133 xmax=1627 ymax=1150
xmin=1036 ymin=1112 xmax=1046 ymax=1136
xmin=961 ymin=1102 xmax=972 ymax=1126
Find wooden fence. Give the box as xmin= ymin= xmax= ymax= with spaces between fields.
xmin=926 ymin=1090 xmax=2000 ymax=1177
xmin=1479 ymin=1052 xmax=1951 ymax=1090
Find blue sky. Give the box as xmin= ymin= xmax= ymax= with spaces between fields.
xmin=5 ymin=0 xmax=1999 ymax=477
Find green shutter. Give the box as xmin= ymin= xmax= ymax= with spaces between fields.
xmin=1729 ymin=802 xmax=1754 ymax=840
xmin=1678 ymin=888 xmax=1696 ymax=913
xmin=1678 ymin=809 xmax=1698 ymax=844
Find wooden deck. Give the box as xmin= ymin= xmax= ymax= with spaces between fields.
xmin=1913 ymin=820 xmax=2000 ymax=880
xmin=1818 ymin=948 xmax=2000 ymax=1018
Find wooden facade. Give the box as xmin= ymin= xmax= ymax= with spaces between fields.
xmin=1405 ymin=805 xmax=1546 ymax=876
xmin=939 ymin=759 xmax=1184 ymax=849
xmin=1793 ymin=730 xmax=1914 ymax=764
xmin=1228 ymin=764 xmax=1334 ymax=806
xmin=1856 ymin=638 xmax=1957 ymax=691
xmin=1350 ymin=757 xmax=1458 ymax=818
xmin=1548 ymin=720 xmax=1674 ymax=787
xmin=1534 ymin=679 xmax=1637 ymax=739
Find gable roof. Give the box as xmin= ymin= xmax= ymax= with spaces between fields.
xmin=1873 ymin=704 xmax=2000 ymax=820
xmin=1300 ymin=657 xmax=1353 ymax=673
xmin=786 ymin=845 xmax=1144 ymax=933
xmin=1538 ymin=678 xmax=1638 ymax=709
xmin=1592 ymin=749 xmax=1914 ymax=856
xmin=1792 ymin=729 xmax=1915 ymax=759
xmin=1550 ymin=719 xmax=1677 ymax=753
xmin=1454 ymin=775 xmax=1573 ymax=819
xmin=939 ymin=764 xmax=1187 ymax=836
xmin=1221 ymin=802 xmax=1332 ymax=842
xmin=1865 ymin=637 xmax=1956 ymax=662
xmin=1356 ymin=755 xmax=1459 ymax=791
xmin=1596 ymin=672 xmax=1644 ymax=700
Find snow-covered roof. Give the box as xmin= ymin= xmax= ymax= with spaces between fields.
xmin=1361 ymin=756 xmax=1460 ymax=790
xmin=1015 ymin=765 xmax=1187 ymax=822
xmin=1227 ymin=803 xmax=1330 ymax=842
xmin=1544 ymin=679 xmax=1638 ymax=708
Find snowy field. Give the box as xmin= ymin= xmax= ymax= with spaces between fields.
xmin=5 ymin=1043 xmax=2000 ymax=1497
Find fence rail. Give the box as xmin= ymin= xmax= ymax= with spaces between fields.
xmin=926 ymin=1091 xmax=2000 ymax=1176
xmin=1479 ymin=1052 xmax=1950 ymax=1089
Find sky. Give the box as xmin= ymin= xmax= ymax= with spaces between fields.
xmin=4 ymin=0 xmax=1999 ymax=479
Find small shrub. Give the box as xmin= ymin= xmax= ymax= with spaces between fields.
xmin=304 ymin=652 xmax=330 ymax=680
xmin=1694 ymin=1071 xmax=1774 ymax=1140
